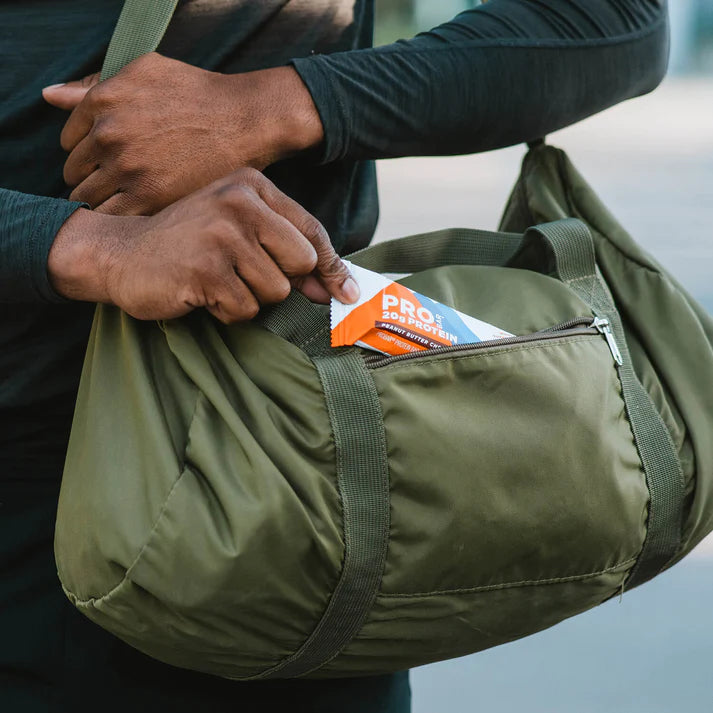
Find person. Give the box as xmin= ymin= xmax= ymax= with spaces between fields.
xmin=0 ymin=1 xmax=669 ymax=711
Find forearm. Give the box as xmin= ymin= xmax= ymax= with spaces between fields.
xmin=292 ymin=0 xmax=669 ymax=162
xmin=0 ymin=188 xmax=85 ymax=303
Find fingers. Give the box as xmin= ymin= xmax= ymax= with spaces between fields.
xmin=233 ymin=241 xmax=292 ymax=306
xmin=60 ymin=104 xmax=95 ymax=153
xmin=209 ymin=192 xmax=302 ymax=307
xmin=185 ymin=240 xmax=284 ymax=324
xmin=80 ymin=166 xmax=358 ymax=325
xmin=254 ymin=208 xmax=318 ymax=277
xmin=204 ymin=274 xmax=260 ymax=325
xmin=63 ymin=135 xmax=98 ymax=187
xmin=43 ymin=74 xmax=104 ymax=155
xmin=94 ymin=191 xmax=148 ymax=217
xmin=59 ymin=80 xmax=116 ymax=152
xmin=212 ymin=170 xmax=359 ymax=305
xmin=42 ymin=72 xmax=100 ymax=111
xmin=70 ymin=170 xmax=121 ymax=210
xmin=253 ymin=178 xmax=360 ymax=304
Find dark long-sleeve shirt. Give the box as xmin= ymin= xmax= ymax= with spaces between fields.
xmin=0 ymin=1 xmax=668 ymax=711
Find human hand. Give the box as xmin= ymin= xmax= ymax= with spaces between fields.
xmin=48 ymin=168 xmax=358 ymax=323
xmin=42 ymin=53 xmax=324 ymax=216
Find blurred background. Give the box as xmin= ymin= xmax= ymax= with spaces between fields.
xmin=370 ymin=2 xmax=713 ymax=711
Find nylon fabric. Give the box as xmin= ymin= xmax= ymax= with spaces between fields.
xmin=257 ymin=349 xmax=390 ymax=678
xmin=100 ymin=0 xmax=179 ymax=80
xmin=257 ymin=216 xmax=685 ymax=597
xmin=500 ymin=147 xmax=698 ymax=587
xmin=55 ymin=1 xmax=706 ymax=678
xmin=57 ymin=195 xmax=708 ymax=678
xmin=526 ymin=220 xmax=684 ymax=586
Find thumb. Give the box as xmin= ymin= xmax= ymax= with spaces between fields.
xmin=292 ymin=274 xmax=331 ymax=304
xmin=43 ymin=72 xmax=101 ymax=110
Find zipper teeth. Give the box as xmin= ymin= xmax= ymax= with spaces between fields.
xmin=539 ymin=317 xmax=595 ymax=333
xmin=364 ymin=316 xmax=595 ymax=368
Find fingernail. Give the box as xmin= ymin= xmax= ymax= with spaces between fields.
xmin=43 ymin=83 xmax=66 ymax=91
xmin=341 ymin=276 xmax=360 ymax=303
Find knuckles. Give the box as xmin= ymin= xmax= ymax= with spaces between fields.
xmin=238 ymin=300 xmax=261 ymax=321
xmin=269 ymin=279 xmax=292 ymax=303
xmin=201 ymin=218 xmax=238 ymax=249
xmin=294 ymin=250 xmax=319 ymax=275
xmin=212 ymin=296 xmax=261 ymax=325
xmin=214 ymin=182 xmax=256 ymax=210
xmin=91 ymin=119 xmax=121 ymax=149
xmin=84 ymin=83 xmax=114 ymax=111
xmin=128 ymin=51 xmax=168 ymax=78
xmin=184 ymin=253 xmax=224 ymax=287
xmin=319 ymin=252 xmax=348 ymax=281
xmin=299 ymin=216 xmax=329 ymax=248
xmin=229 ymin=166 xmax=262 ymax=184
xmin=213 ymin=169 xmax=265 ymax=206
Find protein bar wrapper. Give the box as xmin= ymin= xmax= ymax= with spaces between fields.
xmin=331 ymin=261 xmax=513 ymax=356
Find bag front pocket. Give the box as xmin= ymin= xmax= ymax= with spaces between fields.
xmin=370 ymin=321 xmax=646 ymax=598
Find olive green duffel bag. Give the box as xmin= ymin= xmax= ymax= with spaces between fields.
xmin=55 ymin=0 xmax=713 ymax=683
xmin=56 ymin=140 xmax=713 ymax=679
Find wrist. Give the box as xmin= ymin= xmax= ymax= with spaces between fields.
xmin=223 ymin=66 xmax=325 ymax=166
xmin=48 ymin=208 xmax=139 ymax=303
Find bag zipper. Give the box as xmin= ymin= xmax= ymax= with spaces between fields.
xmin=364 ymin=316 xmax=622 ymax=368
xmin=590 ymin=316 xmax=623 ymax=365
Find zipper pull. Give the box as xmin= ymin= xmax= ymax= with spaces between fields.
xmin=592 ymin=317 xmax=623 ymax=366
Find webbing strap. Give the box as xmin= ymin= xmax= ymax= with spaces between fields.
xmin=527 ymin=220 xmax=684 ymax=587
xmin=258 ymin=292 xmax=330 ymax=354
xmin=101 ymin=0 xmax=179 ymax=80
xmin=256 ymin=349 xmax=390 ymax=679
xmin=348 ymin=226 xmax=523 ymax=273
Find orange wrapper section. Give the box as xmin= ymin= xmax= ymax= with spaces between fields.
xmin=331 ymin=262 xmax=512 ymax=356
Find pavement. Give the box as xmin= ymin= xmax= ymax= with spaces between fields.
xmin=370 ymin=78 xmax=713 ymax=711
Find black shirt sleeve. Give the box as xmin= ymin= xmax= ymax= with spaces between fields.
xmin=0 ymin=188 xmax=84 ymax=303
xmin=292 ymin=0 xmax=668 ymax=163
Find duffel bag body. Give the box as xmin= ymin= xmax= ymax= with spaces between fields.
xmin=55 ymin=144 xmax=713 ymax=680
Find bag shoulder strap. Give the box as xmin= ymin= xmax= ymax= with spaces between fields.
xmin=101 ymin=0 xmax=179 ymax=80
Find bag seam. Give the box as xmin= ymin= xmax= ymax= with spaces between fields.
xmin=379 ymin=555 xmax=638 ymax=599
